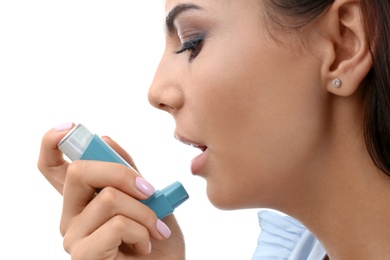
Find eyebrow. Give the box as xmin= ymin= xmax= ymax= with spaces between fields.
xmin=165 ymin=3 xmax=202 ymax=34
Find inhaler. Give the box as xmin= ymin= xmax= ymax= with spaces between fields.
xmin=58 ymin=123 xmax=189 ymax=219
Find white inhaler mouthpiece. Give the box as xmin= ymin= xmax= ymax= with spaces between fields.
xmin=58 ymin=124 xmax=94 ymax=161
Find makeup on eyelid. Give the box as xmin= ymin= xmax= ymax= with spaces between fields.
xmin=176 ymin=34 xmax=204 ymax=54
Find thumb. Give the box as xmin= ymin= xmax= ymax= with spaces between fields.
xmin=37 ymin=122 xmax=75 ymax=194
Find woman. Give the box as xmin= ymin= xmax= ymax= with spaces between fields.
xmin=38 ymin=0 xmax=390 ymax=259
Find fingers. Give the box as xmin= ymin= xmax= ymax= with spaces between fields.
xmin=38 ymin=122 xmax=139 ymax=194
xmin=63 ymin=187 xmax=169 ymax=243
xmin=66 ymin=215 xmax=152 ymax=259
xmin=61 ymin=160 xmax=168 ymax=239
xmin=37 ymin=122 xmax=75 ymax=194
xmin=40 ymin=124 xmax=174 ymax=257
xmin=61 ymin=160 xmax=152 ymax=219
xmin=61 ymin=175 xmax=172 ymax=258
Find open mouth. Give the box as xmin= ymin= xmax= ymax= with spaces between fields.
xmin=174 ymin=133 xmax=209 ymax=175
xmin=174 ymin=134 xmax=207 ymax=152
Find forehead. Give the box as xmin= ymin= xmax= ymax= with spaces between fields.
xmin=165 ymin=0 xmax=225 ymax=12
xmin=164 ymin=0 xmax=260 ymax=17
xmin=163 ymin=0 xmax=266 ymax=36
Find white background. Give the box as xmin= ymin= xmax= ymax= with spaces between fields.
xmin=0 ymin=1 xmax=260 ymax=259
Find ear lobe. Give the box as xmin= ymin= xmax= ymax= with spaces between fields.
xmin=320 ymin=0 xmax=373 ymax=96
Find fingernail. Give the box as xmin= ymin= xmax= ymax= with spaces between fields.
xmin=55 ymin=122 xmax=73 ymax=131
xmin=135 ymin=177 xmax=155 ymax=196
xmin=148 ymin=241 xmax=152 ymax=254
xmin=156 ymin=219 xmax=171 ymax=239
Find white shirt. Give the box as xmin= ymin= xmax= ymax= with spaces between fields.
xmin=252 ymin=210 xmax=327 ymax=260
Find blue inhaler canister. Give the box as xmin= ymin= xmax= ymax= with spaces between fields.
xmin=57 ymin=123 xmax=189 ymax=219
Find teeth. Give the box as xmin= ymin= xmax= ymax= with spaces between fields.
xmin=174 ymin=134 xmax=205 ymax=150
xmin=189 ymin=143 xmax=201 ymax=149
xmin=186 ymin=142 xmax=207 ymax=152
xmin=182 ymin=140 xmax=199 ymax=148
xmin=185 ymin=141 xmax=205 ymax=150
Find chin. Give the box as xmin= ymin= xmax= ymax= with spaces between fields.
xmin=205 ymin=184 xmax=248 ymax=210
xmin=205 ymin=179 xmax=271 ymax=211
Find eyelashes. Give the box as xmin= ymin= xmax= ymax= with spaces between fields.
xmin=176 ymin=34 xmax=204 ymax=61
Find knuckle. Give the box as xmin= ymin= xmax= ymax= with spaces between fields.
xmin=115 ymin=216 xmax=150 ymax=242
xmin=59 ymin=221 xmax=67 ymax=237
xmin=110 ymin=215 xmax=128 ymax=232
xmin=96 ymin=187 xmax=119 ymax=210
xmin=66 ymin=161 xmax=85 ymax=184
xmin=62 ymin=232 xmax=73 ymax=254
xmin=36 ymin=160 xmax=45 ymax=173
xmin=59 ymin=215 xmax=75 ymax=238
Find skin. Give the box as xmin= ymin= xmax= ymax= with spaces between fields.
xmin=151 ymin=0 xmax=334 ymax=211
xmin=38 ymin=0 xmax=390 ymax=259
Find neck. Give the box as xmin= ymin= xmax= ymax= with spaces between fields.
xmin=279 ymin=94 xmax=390 ymax=259
xmin=286 ymin=138 xmax=390 ymax=259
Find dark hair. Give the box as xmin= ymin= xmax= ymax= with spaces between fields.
xmin=264 ymin=0 xmax=390 ymax=177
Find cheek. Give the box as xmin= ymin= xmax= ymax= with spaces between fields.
xmin=190 ymin=41 xmax=328 ymax=208
xmin=206 ymin=91 xmax=328 ymax=209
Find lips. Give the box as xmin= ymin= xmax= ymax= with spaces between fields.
xmin=174 ymin=133 xmax=208 ymax=174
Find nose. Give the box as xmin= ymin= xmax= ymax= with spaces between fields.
xmin=148 ymin=54 xmax=184 ymax=114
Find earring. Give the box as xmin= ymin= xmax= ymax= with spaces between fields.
xmin=332 ymin=79 xmax=342 ymax=88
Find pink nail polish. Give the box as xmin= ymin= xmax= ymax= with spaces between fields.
xmin=55 ymin=122 xmax=73 ymax=131
xmin=156 ymin=219 xmax=171 ymax=239
xmin=136 ymin=177 xmax=155 ymax=196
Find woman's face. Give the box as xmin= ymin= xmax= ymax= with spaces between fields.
xmin=148 ymin=0 xmax=330 ymax=210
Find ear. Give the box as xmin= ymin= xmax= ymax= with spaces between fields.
xmin=318 ymin=0 xmax=372 ymax=96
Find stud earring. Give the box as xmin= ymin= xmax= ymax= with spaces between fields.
xmin=332 ymin=79 xmax=342 ymax=88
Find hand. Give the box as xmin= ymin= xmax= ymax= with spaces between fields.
xmin=37 ymin=123 xmax=139 ymax=195
xmin=37 ymin=124 xmax=185 ymax=259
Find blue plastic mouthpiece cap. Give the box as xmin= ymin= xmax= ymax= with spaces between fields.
xmin=141 ymin=181 xmax=189 ymax=219
xmin=162 ymin=181 xmax=189 ymax=209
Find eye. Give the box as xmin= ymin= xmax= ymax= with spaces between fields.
xmin=176 ymin=35 xmax=204 ymax=61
